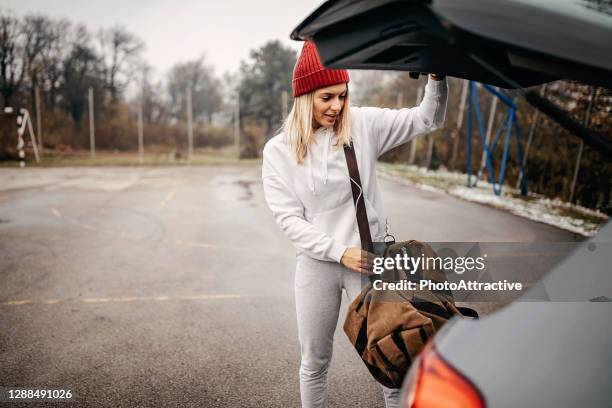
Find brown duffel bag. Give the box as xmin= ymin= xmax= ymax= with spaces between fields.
xmin=342 ymin=144 xmax=477 ymax=389
xmin=343 ymin=239 xmax=476 ymax=389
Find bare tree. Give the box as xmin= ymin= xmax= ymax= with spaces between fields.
xmin=98 ymin=26 xmax=144 ymax=102
xmin=0 ymin=11 xmax=25 ymax=107
xmin=134 ymin=61 xmax=169 ymax=124
xmin=39 ymin=18 xmax=70 ymax=109
xmin=60 ymin=25 xmax=101 ymax=130
xmin=167 ymin=55 xmax=222 ymax=123
xmin=21 ymin=14 xmax=57 ymax=113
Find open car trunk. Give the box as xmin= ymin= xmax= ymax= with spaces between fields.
xmin=291 ymin=0 xmax=612 ymax=89
xmin=291 ymin=0 xmax=612 ymax=156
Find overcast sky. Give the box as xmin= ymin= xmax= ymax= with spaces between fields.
xmin=2 ymin=0 xmax=322 ymax=78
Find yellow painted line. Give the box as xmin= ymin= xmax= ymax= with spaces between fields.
xmin=80 ymin=297 xmax=158 ymax=303
xmin=178 ymin=294 xmax=242 ymax=300
xmin=160 ymin=190 xmax=176 ymax=208
xmin=80 ymin=298 xmax=112 ymax=303
xmin=2 ymin=294 xmax=244 ymax=306
xmin=79 ymin=223 xmax=96 ymax=231
xmin=3 ymin=299 xmax=33 ymax=305
xmin=154 ymin=296 xmax=170 ymax=301
xmin=106 ymin=297 xmax=141 ymax=302
xmin=119 ymin=232 xmax=140 ymax=239
xmin=174 ymin=239 xmax=232 ymax=250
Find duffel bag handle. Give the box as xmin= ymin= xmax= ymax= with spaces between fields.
xmin=457 ymin=306 xmax=479 ymax=319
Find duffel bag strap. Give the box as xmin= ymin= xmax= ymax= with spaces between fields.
xmin=343 ymin=143 xmax=374 ymax=253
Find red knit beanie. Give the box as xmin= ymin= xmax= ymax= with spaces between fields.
xmin=292 ymin=41 xmax=349 ymax=97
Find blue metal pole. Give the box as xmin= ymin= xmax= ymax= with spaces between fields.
xmin=472 ymin=85 xmax=496 ymax=188
xmin=465 ymin=83 xmax=525 ymax=196
xmin=466 ymin=81 xmax=474 ymax=187
xmin=496 ymin=108 xmax=515 ymax=195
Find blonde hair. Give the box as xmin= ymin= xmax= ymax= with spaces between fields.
xmin=282 ymin=88 xmax=351 ymax=165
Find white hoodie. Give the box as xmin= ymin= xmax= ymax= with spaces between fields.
xmin=262 ymin=78 xmax=448 ymax=263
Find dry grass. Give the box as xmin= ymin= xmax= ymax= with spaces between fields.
xmin=1 ymin=146 xmax=261 ymax=167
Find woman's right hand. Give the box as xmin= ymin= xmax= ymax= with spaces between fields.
xmin=340 ymin=247 xmax=376 ymax=275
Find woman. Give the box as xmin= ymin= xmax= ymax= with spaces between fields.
xmin=262 ymin=41 xmax=448 ymax=408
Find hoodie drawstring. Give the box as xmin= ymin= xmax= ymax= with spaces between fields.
xmin=323 ymin=128 xmax=330 ymax=185
xmin=307 ymin=128 xmax=332 ymax=195
xmin=307 ymin=146 xmax=316 ymax=195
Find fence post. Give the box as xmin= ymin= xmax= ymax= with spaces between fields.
xmin=477 ymin=89 xmax=498 ymax=180
xmin=450 ymin=79 xmax=469 ymax=169
xmin=186 ymin=87 xmax=193 ymax=162
xmin=138 ymin=97 xmax=144 ymax=164
xmin=234 ymin=92 xmax=240 ymax=159
xmin=35 ymin=86 xmax=43 ymax=154
xmin=282 ymin=90 xmax=288 ymax=121
xmin=88 ymin=87 xmax=95 ymax=159
xmin=516 ymin=84 xmax=547 ymax=189
xmin=569 ymin=86 xmax=597 ymax=203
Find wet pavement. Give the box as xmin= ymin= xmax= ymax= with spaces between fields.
xmin=0 ymin=166 xmax=579 ymax=407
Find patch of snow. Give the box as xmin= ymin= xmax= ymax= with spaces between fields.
xmin=448 ymin=186 xmax=603 ymax=237
xmin=377 ymin=163 xmax=608 ymax=237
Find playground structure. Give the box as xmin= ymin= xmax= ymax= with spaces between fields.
xmin=458 ymin=77 xmax=606 ymax=202
xmin=465 ymin=81 xmax=527 ymax=196
xmin=0 ymin=107 xmax=40 ymax=167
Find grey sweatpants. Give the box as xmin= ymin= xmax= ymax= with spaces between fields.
xmin=295 ymin=254 xmax=402 ymax=408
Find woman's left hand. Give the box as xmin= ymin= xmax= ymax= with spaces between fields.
xmin=340 ymin=247 xmax=376 ymax=275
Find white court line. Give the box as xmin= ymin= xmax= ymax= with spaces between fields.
xmin=49 ymin=207 xmax=235 ymax=251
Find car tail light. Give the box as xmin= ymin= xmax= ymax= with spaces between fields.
xmin=402 ymin=342 xmax=485 ymax=408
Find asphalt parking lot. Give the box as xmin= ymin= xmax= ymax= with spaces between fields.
xmin=0 ymin=165 xmax=579 ymax=407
